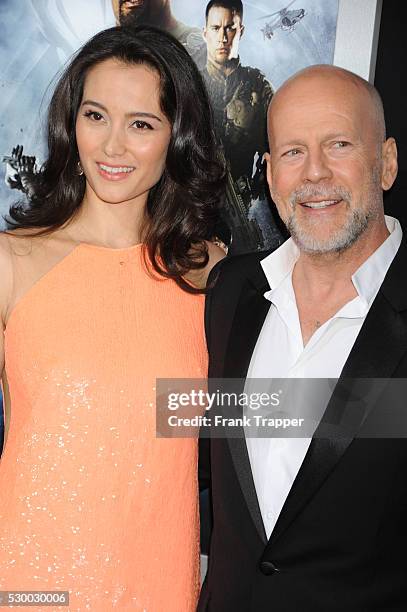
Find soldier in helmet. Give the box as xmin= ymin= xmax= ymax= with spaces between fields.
xmin=202 ymin=0 xmax=280 ymax=254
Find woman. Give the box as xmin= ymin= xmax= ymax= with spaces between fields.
xmin=0 ymin=26 xmax=225 ymax=610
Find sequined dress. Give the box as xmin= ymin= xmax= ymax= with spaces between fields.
xmin=0 ymin=243 xmax=207 ymax=611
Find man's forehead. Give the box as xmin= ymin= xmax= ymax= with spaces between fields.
xmin=207 ymin=7 xmax=240 ymax=24
xmin=267 ymin=107 xmax=382 ymax=159
xmin=276 ymin=71 xmax=371 ymax=110
xmin=270 ymin=77 xmax=371 ymax=127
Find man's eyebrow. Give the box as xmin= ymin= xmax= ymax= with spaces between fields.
xmin=322 ymin=132 xmax=353 ymax=141
xmin=81 ymin=100 xmax=162 ymax=122
xmin=275 ymin=133 xmax=354 ymax=149
xmin=210 ymin=22 xmax=234 ymax=28
xmin=275 ymin=140 xmax=306 ymax=149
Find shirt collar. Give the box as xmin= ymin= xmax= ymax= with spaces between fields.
xmin=261 ymin=215 xmax=403 ymax=306
xmin=261 ymin=235 xmax=299 ymax=292
xmin=352 ymin=216 xmax=402 ymax=306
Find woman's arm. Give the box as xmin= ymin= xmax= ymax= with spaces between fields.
xmin=0 ymin=234 xmax=14 ymax=447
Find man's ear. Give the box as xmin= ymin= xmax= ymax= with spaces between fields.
xmin=264 ymin=151 xmax=272 ymax=192
xmin=381 ymin=137 xmax=398 ymax=191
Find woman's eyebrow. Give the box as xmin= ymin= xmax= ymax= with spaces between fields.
xmin=81 ymin=99 xmax=162 ymax=122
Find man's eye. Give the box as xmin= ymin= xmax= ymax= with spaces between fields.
xmin=333 ymin=141 xmax=350 ymax=148
xmin=84 ymin=110 xmax=104 ymax=121
xmin=132 ymin=120 xmax=153 ymax=130
xmin=283 ymin=149 xmax=301 ymax=157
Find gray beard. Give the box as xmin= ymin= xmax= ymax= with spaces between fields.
xmin=287 ymin=206 xmax=373 ymax=254
xmin=273 ymin=171 xmax=383 ymax=254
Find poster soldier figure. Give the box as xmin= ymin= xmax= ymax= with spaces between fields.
xmin=112 ymin=0 xmax=206 ymax=66
xmin=202 ymin=0 xmax=276 ymax=254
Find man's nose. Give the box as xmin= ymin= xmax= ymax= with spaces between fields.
xmin=301 ymin=148 xmax=333 ymax=183
xmin=219 ymin=27 xmax=228 ymax=43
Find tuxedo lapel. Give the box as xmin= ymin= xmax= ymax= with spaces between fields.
xmin=266 ymin=250 xmax=407 ymax=549
xmin=222 ymin=277 xmax=271 ymax=544
xmin=223 ymin=280 xmax=271 ymax=379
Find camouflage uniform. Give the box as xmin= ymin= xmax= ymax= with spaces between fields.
xmin=201 ymin=58 xmax=275 ymax=254
xmin=202 ymin=57 xmax=273 ymax=181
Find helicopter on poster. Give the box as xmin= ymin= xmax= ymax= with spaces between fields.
xmin=259 ymin=0 xmax=306 ymax=39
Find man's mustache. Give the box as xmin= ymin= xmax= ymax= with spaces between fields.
xmin=290 ymin=185 xmax=351 ymax=206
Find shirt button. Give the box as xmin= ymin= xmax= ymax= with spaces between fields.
xmin=267 ymin=512 xmax=273 ymax=519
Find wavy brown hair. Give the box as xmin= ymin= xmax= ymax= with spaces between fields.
xmin=5 ymin=26 xmax=225 ymax=293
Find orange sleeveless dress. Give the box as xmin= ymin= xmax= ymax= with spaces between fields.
xmin=0 ymin=243 xmax=207 ymax=611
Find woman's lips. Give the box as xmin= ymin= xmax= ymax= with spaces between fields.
xmin=96 ymin=162 xmax=135 ymax=181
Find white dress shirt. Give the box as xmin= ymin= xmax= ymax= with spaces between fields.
xmin=245 ymin=216 xmax=402 ymax=539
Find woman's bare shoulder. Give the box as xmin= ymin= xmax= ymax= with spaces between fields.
xmin=0 ymin=227 xmax=43 ymax=254
xmin=0 ymin=233 xmax=15 ymax=325
xmin=0 ymin=226 xmax=74 ymax=255
xmin=0 ymin=231 xmax=15 ymax=259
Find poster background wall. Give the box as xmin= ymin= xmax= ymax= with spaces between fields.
xmin=0 ymin=0 xmax=340 ymax=457
xmin=0 ymin=0 xmax=338 ymax=233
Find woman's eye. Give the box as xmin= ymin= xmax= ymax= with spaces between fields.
xmin=84 ymin=110 xmax=104 ymax=121
xmin=132 ymin=120 xmax=153 ymax=130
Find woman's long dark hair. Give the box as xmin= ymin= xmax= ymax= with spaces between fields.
xmin=5 ymin=26 xmax=225 ymax=293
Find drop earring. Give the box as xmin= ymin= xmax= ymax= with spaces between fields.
xmin=77 ymin=160 xmax=84 ymax=176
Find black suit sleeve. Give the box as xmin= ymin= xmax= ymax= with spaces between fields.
xmin=198 ymin=259 xmax=222 ymax=492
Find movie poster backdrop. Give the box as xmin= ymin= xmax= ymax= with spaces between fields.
xmin=0 ymin=0 xmax=339 ymax=442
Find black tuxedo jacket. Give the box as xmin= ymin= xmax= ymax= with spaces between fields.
xmin=198 ymin=239 xmax=407 ymax=612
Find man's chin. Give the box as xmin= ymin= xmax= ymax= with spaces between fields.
xmin=214 ymin=53 xmax=231 ymax=64
xmin=292 ymin=237 xmax=350 ymax=255
xmin=290 ymin=224 xmax=369 ymax=255
xmin=119 ymin=7 xmax=147 ymax=26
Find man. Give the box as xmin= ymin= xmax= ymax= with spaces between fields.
xmin=202 ymin=0 xmax=280 ymax=255
xmin=199 ymin=65 xmax=407 ymax=611
xmin=111 ymin=0 xmax=205 ymax=64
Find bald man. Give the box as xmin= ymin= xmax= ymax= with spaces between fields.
xmin=199 ymin=65 xmax=407 ymax=611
